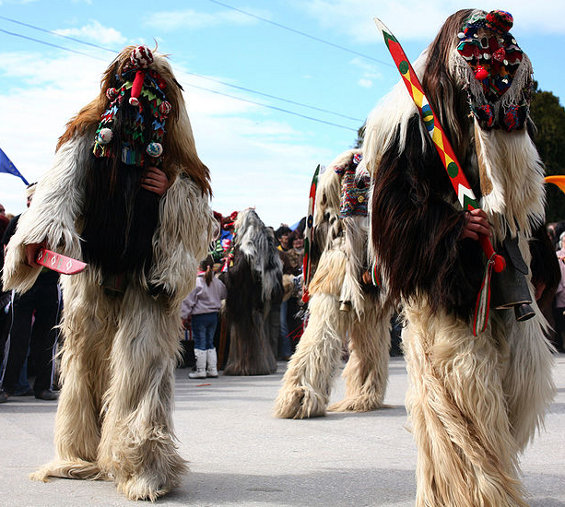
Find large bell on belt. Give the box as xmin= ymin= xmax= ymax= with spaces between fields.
xmin=491 ymin=235 xmax=535 ymax=322
xmin=514 ymin=303 xmax=535 ymax=321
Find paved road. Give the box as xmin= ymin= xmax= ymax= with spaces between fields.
xmin=1 ymin=354 xmax=564 ymax=506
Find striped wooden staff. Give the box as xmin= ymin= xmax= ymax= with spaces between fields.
xmin=375 ymin=18 xmax=506 ymax=334
xmin=302 ymin=164 xmax=321 ymax=304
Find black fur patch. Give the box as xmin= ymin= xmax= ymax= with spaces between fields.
xmin=80 ymin=157 xmax=160 ymax=275
xmin=224 ymin=246 xmax=278 ymax=375
xmin=225 ymin=246 xmax=264 ymax=322
xmin=371 ymin=115 xmax=484 ymax=320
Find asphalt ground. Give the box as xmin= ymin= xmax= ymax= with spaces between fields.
xmin=1 ymin=354 xmax=564 ymax=506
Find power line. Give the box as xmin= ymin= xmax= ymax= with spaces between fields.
xmin=0 ymin=15 xmax=364 ymax=123
xmin=0 ymin=28 xmax=107 ymax=61
xmin=185 ymin=82 xmax=357 ymax=131
xmin=184 ymin=72 xmax=363 ymax=122
xmin=206 ymin=0 xmax=393 ymax=67
xmin=0 ymin=15 xmax=116 ymax=54
xmin=0 ymin=25 xmax=359 ymax=131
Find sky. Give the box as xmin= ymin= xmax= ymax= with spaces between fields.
xmin=1 ymin=0 xmax=564 ymax=228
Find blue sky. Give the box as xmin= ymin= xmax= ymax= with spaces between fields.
xmin=1 ymin=0 xmax=564 ymax=227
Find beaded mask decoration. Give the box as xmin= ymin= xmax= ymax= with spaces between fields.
xmin=336 ymin=153 xmax=370 ymax=218
xmin=456 ymin=10 xmax=531 ymax=131
xmin=93 ymin=46 xmax=172 ymax=166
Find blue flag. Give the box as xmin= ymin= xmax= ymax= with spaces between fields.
xmin=0 ymin=147 xmax=29 ymax=185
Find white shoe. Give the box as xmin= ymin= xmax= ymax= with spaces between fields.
xmin=188 ymin=370 xmax=207 ymax=379
xmin=189 ymin=349 xmax=207 ymax=379
xmin=206 ymin=348 xmax=218 ymax=378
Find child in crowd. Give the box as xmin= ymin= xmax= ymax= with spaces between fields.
xmin=181 ymin=256 xmax=227 ymax=378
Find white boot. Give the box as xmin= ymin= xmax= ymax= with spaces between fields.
xmin=206 ymin=348 xmax=218 ymax=378
xmin=189 ymin=349 xmax=207 ymax=379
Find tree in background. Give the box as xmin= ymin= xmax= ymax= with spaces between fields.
xmin=354 ymin=123 xmax=365 ymax=149
xmin=530 ymin=83 xmax=565 ymax=223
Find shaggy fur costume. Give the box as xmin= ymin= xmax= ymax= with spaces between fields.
xmin=223 ymin=208 xmax=283 ymax=375
xmin=274 ymin=150 xmax=394 ymax=418
xmin=2 ymin=46 xmax=216 ymax=501
xmin=365 ymin=10 xmax=554 ymax=505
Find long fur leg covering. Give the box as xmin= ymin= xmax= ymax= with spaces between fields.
xmin=273 ymin=292 xmax=346 ymax=419
xmin=31 ymin=272 xmax=114 ymax=482
xmin=329 ymin=299 xmax=393 ymax=413
xmin=97 ymin=284 xmax=187 ymax=502
xmin=499 ymin=310 xmax=555 ymax=451
xmin=403 ymin=300 xmax=529 ymax=506
xmin=223 ymin=308 xmax=277 ymax=376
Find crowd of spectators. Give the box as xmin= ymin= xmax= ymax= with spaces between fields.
xmin=0 ymin=198 xmax=309 ymax=401
xmin=0 ymin=185 xmax=61 ymax=403
xmin=3 ymin=198 xmax=564 ymax=401
xmin=178 ymin=213 xmax=307 ymax=376
xmin=545 ymin=222 xmax=565 ymax=352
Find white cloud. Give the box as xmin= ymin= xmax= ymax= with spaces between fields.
xmin=0 ymin=50 xmax=332 ymax=227
xmin=55 ymin=20 xmax=126 ymax=45
xmin=145 ymin=9 xmax=259 ymax=32
xmin=0 ymin=52 xmax=105 ymax=215
xmin=296 ymin=0 xmax=565 ymax=43
xmin=350 ymin=56 xmax=382 ymax=87
xmin=183 ymin=85 xmax=332 ymax=226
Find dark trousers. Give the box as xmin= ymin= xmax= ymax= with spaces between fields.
xmin=0 ymin=291 xmax=11 ymax=369
xmin=553 ymin=305 xmax=565 ymax=352
xmin=2 ymin=281 xmax=60 ymax=394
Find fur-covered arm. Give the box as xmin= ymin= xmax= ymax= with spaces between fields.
xmin=148 ymin=174 xmax=216 ymax=309
xmin=2 ymin=137 xmax=89 ymax=293
xmin=370 ymin=118 xmax=484 ymax=319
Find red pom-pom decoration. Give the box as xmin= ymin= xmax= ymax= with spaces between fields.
xmin=159 ymin=101 xmax=172 ymax=116
xmin=486 ymin=10 xmax=513 ymax=33
xmin=475 ymin=66 xmax=489 ymax=80
xmin=493 ymin=48 xmax=506 ymax=62
xmin=106 ymin=87 xmax=119 ymax=101
xmin=129 ymin=70 xmax=145 ymax=108
xmin=130 ymin=46 xmax=153 ymax=69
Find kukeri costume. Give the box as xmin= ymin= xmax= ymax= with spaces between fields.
xmin=365 ymin=10 xmax=554 ymax=505
xmin=274 ymin=150 xmax=394 ymax=418
xmin=223 ymin=208 xmax=283 ymax=375
xmin=2 ymin=46 xmax=216 ymax=501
